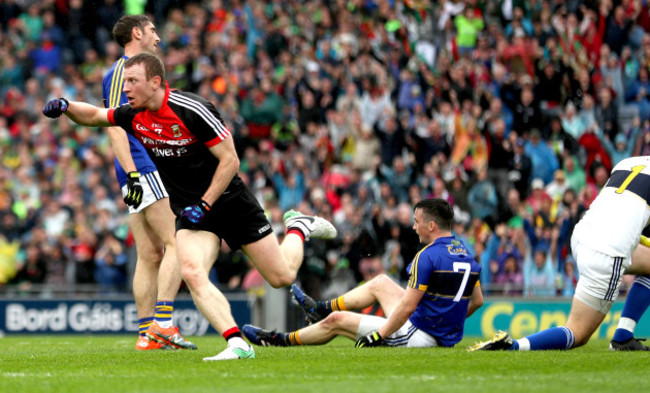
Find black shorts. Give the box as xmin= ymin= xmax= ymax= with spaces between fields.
xmin=175 ymin=182 xmax=273 ymax=250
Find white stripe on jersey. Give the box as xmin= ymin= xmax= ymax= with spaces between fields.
xmin=168 ymin=92 xmax=230 ymax=140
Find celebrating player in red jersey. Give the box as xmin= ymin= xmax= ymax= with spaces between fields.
xmin=43 ymin=52 xmax=337 ymax=361
xmin=103 ymin=14 xmax=195 ymax=351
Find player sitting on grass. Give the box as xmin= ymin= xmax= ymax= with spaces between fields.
xmin=469 ymin=156 xmax=650 ymax=352
xmin=243 ymin=198 xmax=484 ymax=348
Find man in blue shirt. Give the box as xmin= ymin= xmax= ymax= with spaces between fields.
xmin=242 ymin=198 xmax=484 ymax=348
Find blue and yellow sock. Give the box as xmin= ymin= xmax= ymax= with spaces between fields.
xmin=154 ymin=301 xmax=174 ymax=328
xmin=320 ymin=296 xmax=346 ymax=316
xmin=284 ymin=331 xmax=302 ymax=345
xmin=613 ymin=275 xmax=650 ymax=343
xmin=138 ymin=317 xmax=154 ymax=337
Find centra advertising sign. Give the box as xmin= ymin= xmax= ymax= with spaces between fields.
xmin=463 ymin=300 xmax=650 ymax=339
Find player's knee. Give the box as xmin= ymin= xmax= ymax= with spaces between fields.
xmin=152 ymin=248 xmax=164 ymax=262
xmin=369 ymin=274 xmax=390 ymax=291
xmin=180 ymin=263 xmax=206 ymax=289
xmin=320 ymin=312 xmax=345 ymax=331
xmin=265 ymin=271 xmax=296 ymax=288
xmin=137 ymin=250 xmax=163 ymax=268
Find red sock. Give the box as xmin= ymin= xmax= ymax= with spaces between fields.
xmin=287 ymin=229 xmax=305 ymax=242
xmin=223 ymin=326 xmax=242 ymax=341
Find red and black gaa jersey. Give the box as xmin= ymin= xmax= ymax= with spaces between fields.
xmin=107 ymin=85 xmax=243 ymax=212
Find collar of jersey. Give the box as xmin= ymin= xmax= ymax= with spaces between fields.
xmin=432 ymin=235 xmax=455 ymax=246
xmin=153 ymin=82 xmax=171 ymax=114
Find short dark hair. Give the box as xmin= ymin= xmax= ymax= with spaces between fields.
xmin=124 ymin=52 xmax=166 ymax=82
xmin=414 ymin=198 xmax=454 ymax=231
xmin=112 ymin=15 xmax=153 ymax=47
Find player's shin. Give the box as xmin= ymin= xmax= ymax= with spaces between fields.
xmin=517 ymin=327 xmax=575 ymax=351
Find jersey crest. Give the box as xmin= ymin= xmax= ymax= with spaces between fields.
xmin=171 ymin=124 xmax=182 ymax=138
xmin=446 ymin=239 xmax=468 ymax=256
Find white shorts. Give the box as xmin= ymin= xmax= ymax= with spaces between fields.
xmin=357 ymin=315 xmax=438 ymax=348
xmin=120 ymin=171 xmax=169 ymax=214
xmin=571 ymin=239 xmax=629 ymax=312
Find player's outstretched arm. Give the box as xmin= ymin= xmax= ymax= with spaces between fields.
xmin=43 ymin=98 xmax=111 ymax=127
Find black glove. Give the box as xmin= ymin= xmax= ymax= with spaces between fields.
xmin=42 ymin=98 xmax=69 ymax=118
xmin=180 ymin=200 xmax=212 ymax=227
xmin=355 ymin=331 xmax=385 ymax=348
xmin=124 ymin=171 xmax=143 ymax=208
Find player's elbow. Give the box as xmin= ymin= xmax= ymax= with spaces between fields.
xmin=225 ymin=151 xmax=240 ymax=177
xmin=472 ymin=297 xmax=484 ymax=311
xmin=401 ymin=302 xmax=418 ymax=316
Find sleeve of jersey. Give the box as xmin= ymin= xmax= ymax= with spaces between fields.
xmin=189 ymin=100 xmax=231 ymax=147
xmin=204 ymin=127 xmax=230 ymax=147
xmin=407 ymin=249 xmax=434 ymax=291
xmin=107 ymin=108 xmax=116 ymax=125
xmin=102 ymin=78 xmax=110 ymax=108
xmin=107 ymin=107 xmax=133 ymax=133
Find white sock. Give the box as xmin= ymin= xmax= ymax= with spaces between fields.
xmin=228 ymin=336 xmax=249 ymax=349
xmin=516 ymin=338 xmax=530 ymax=351
xmin=156 ymin=320 xmax=173 ymax=328
xmin=617 ymin=317 xmax=637 ymax=333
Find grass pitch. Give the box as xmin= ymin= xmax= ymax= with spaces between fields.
xmin=1 ymin=335 xmax=649 ymax=393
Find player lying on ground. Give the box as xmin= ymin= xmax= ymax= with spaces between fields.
xmin=243 ymin=198 xmax=484 ymax=348
xmin=470 ymin=156 xmax=650 ymax=352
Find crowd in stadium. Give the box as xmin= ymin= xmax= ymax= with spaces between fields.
xmin=1 ymin=0 xmax=648 ymax=299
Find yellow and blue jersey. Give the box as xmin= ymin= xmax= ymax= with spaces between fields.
xmin=407 ymin=236 xmax=481 ymax=347
xmin=102 ymin=55 xmax=157 ymax=187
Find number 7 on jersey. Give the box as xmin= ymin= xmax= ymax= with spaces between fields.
xmin=452 ymin=262 xmax=471 ymax=302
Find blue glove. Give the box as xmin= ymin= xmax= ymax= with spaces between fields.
xmin=42 ymin=98 xmax=69 ymax=118
xmin=355 ymin=331 xmax=385 ymax=348
xmin=180 ymin=200 xmax=212 ymax=227
xmin=124 ymin=171 xmax=143 ymax=209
